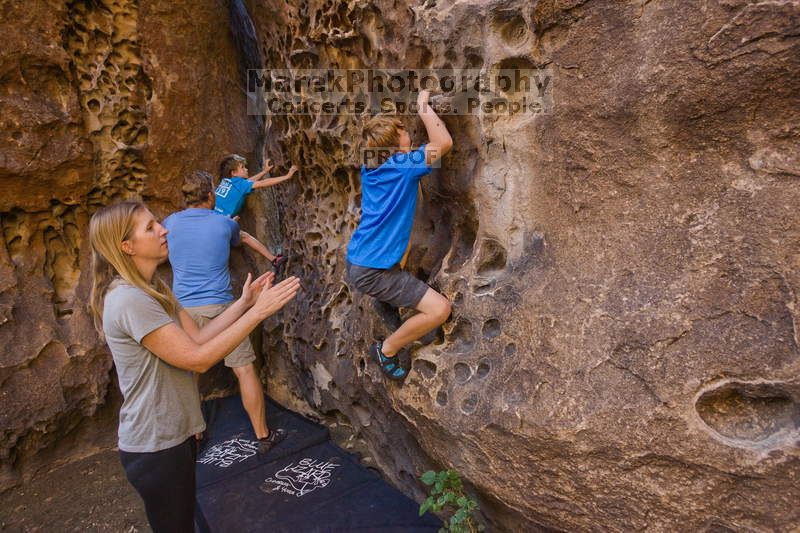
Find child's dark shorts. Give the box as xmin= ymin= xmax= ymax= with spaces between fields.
xmin=345 ymin=261 xmax=430 ymax=309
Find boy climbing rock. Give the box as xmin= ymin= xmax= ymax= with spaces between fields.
xmin=346 ymin=89 xmax=453 ymax=381
xmin=215 ymin=151 xmax=298 ymax=273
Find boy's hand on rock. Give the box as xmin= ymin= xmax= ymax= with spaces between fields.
xmin=264 ymin=158 xmax=274 ymax=173
xmin=289 ymin=164 xmax=299 ymax=175
xmin=253 ymin=276 xmax=301 ymax=318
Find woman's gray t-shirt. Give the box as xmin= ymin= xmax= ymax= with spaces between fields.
xmin=103 ymin=280 xmax=205 ymax=452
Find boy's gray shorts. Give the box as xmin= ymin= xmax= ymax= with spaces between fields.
xmin=345 ymin=261 xmax=430 ymax=309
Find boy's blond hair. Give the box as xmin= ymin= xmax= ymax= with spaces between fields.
xmin=218 ymin=154 xmax=247 ymax=181
xmin=361 ymin=115 xmax=404 ymax=167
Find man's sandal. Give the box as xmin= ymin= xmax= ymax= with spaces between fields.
xmin=257 ymin=427 xmax=287 ymax=455
xmin=369 ymin=341 xmax=409 ymax=381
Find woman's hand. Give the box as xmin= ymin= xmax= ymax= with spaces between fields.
xmin=239 ymin=271 xmax=275 ymax=308
xmin=252 ymin=276 xmax=301 ymax=319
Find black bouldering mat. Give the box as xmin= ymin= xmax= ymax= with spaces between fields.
xmin=196 ymin=395 xmax=329 ymax=489
xmin=195 ymin=394 xmax=441 ymax=533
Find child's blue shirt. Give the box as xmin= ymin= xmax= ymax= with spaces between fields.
xmin=347 ymin=145 xmax=432 ymax=269
xmin=214 ymin=176 xmax=253 ymax=217
xmin=163 ymin=208 xmax=240 ymax=307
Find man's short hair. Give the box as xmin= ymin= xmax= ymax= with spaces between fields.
xmin=182 ymin=170 xmax=215 ymax=206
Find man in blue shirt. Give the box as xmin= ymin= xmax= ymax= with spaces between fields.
xmin=164 ymin=170 xmax=286 ymax=454
xmin=345 ymin=90 xmax=453 ymax=381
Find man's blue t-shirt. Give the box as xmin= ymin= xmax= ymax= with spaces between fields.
xmin=163 ymin=208 xmax=241 ymax=307
xmin=214 ymin=177 xmax=253 ymax=217
xmin=347 ymin=145 xmax=432 ymax=269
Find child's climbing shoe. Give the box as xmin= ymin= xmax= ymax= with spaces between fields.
xmin=369 ymin=341 xmax=409 ymax=381
xmin=257 ymin=427 xmax=287 ymax=455
xmin=271 ymin=254 xmax=288 ymax=276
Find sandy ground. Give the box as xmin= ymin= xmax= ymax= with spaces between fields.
xmin=0 ymin=449 xmax=149 ymax=532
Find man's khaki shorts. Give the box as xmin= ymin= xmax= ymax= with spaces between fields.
xmin=185 ymin=303 xmax=256 ymax=368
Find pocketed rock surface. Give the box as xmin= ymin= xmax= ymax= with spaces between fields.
xmin=1 ymin=0 xmax=799 ymax=531
xmin=252 ymin=0 xmax=800 ymax=530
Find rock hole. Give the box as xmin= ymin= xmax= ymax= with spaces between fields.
xmin=465 ymin=53 xmax=483 ymax=69
xmin=449 ymin=318 xmax=475 ymax=353
xmin=415 ymin=359 xmax=437 ymax=380
xmin=695 ymin=381 xmax=799 ymax=445
xmin=493 ymin=57 xmax=538 ymax=99
xmin=482 ymin=318 xmax=501 ymax=339
xmin=476 ymin=238 xmax=507 ymax=275
xmin=461 ymin=393 xmax=479 ymax=414
xmin=476 ymin=360 xmax=491 ymax=379
xmin=87 ymin=98 xmax=100 ymax=112
xmin=436 ymin=389 xmax=448 ymax=406
xmin=492 ymin=12 xmax=528 ymax=45
xmin=358 ymin=357 xmax=366 ymax=373
xmin=504 ymin=343 xmax=517 ymax=357
xmin=454 ymin=362 xmax=472 ymax=384
xmin=472 ymin=279 xmax=496 ymax=295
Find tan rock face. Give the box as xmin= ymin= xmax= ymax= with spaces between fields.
xmin=0 ymin=0 xmax=256 ymax=489
xmin=246 ymin=0 xmax=800 ymax=530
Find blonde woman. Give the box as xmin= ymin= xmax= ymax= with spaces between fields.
xmin=89 ymin=201 xmax=300 ymax=533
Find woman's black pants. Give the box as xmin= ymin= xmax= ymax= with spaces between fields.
xmin=119 ymin=437 xmax=197 ymax=533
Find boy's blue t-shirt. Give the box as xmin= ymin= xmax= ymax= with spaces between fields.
xmin=347 ymin=145 xmax=432 ymax=269
xmin=214 ymin=176 xmax=254 ymax=217
xmin=163 ymin=208 xmax=241 ymax=307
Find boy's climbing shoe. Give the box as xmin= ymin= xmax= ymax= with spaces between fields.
xmin=257 ymin=427 xmax=287 ymax=455
xmin=271 ymin=254 xmax=288 ymax=276
xmin=369 ymin=341 xmax=409 ymax=381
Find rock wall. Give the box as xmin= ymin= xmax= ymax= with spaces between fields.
xmin=1 ymin=0 xmax=799 ymax=531
xmin=0 ymin=0 xmax=258 ymax=489
xmin=246 ymin=0 xmax=800 ymax=530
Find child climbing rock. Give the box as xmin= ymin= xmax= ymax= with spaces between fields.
xmin=215 ymin=150 xmax=298 ymax=273
xmin=346 ymin=89 xmax=453 ymax=381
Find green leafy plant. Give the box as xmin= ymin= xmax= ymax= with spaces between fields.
xmin=419 ymin=469 xmax=484 ymax=532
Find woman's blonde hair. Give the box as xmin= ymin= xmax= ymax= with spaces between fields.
xmin=361 ymin=115 xmax=405 ymax=167
xmin=89 ymin=201 xmax=178 ymax=337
